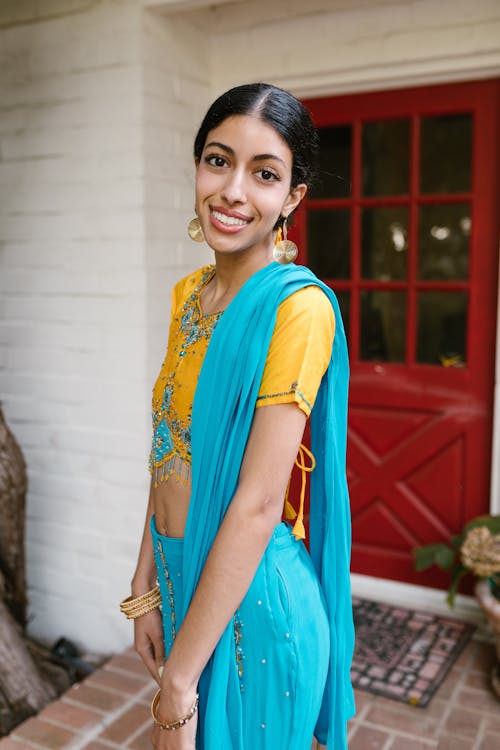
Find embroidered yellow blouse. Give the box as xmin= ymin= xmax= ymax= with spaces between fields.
xmin=149 ymin=265 xmax=335 ymax=533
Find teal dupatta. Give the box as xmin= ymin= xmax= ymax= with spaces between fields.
xmin=181 ymin=262 xmax=355 ymax=749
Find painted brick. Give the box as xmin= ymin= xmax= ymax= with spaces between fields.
xmin=350 ymin=725 xmax=391 ymax=750
xmin=27 ymin=593 xmax=132 ymax=654
xmin=85 ymin=668 xmax=148 ymax=696
xmin=105 ymin=653 xmax=150 ymax=678
xmin=12 ymin=717 xmax=76 ymax=749
xmin=100 ymin=703 xmax=149 ymax=744
xmin=0 ymin=740 xmax=32 ymax=750
xmin=65 ymin=682 xmax=129 ymax=713
xmin=209 ymin=0 xmax=500 ymax=92
xmin=127 ymin=725 xmax=154 ymax=750
xmin=40 ymin=700 xmax=103 ymax=731
xmin=0 ymin=1 xmax=149 ymax=658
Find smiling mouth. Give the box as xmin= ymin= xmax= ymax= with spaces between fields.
xmin=210 ymin=208 xmax=252 ymax=227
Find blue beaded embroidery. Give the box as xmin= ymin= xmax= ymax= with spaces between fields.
xmin=150 ymin=267 xmax=223 ymax=484
xmin=234 ymin=610 xmax=245 ymax=691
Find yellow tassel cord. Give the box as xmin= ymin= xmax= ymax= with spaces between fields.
xmin=284 ymin=443 xmax=316 ymax=540
xmin=153 ymin=454 xmax=191 ymax=488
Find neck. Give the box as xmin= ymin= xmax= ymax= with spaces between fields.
xmin=211 ymin=243 xmax=274 ymax=297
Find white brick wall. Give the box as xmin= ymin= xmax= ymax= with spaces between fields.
xmin=0 ymin=0 xmax=213 ymax=655
xmin=0 ymin=0 xmax=149 ymax=654
xmin=142 ymin=8 xmax=212 ymax=378
xmin=202 ymin=0 xmax=500 ymax=95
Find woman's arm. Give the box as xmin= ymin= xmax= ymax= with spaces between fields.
xmin=157 ymin=402 xmax=307 ymax=718
xmin=131 ymin=480 xmax=157 ymax=595
xmin=131 ymin=479 xmax=165 ymax=682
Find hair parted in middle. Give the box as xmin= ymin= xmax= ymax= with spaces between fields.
xmin=193 ymin=83 xmax=319 ymax=229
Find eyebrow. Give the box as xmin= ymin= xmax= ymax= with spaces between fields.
xmin=204 ymin=141 xmax=287 ymax=167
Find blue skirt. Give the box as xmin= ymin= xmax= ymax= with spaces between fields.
xmin=151 ymin=516 xmax=329 ymax=749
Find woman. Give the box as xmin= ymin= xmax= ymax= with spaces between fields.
xmin=121 ymin=83 xmax=355 ymax=750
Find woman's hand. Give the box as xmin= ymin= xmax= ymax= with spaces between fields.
xmin=151 ymin=686 xmax=198 ymax=750
xmin=134 ymin=609 xmax=165 ymax=684
xmin=151 ymin=713 xmax=197 ymax=749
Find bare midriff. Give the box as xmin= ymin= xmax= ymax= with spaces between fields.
xmin=153 ymin=467 xmax=191 ymax=538
xmin=152 ymin=444 xmax=313 ymax=543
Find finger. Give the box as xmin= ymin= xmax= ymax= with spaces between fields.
xmin=136 ymin=636 xmax=161 ymax=683
xmin=154 ymin=636 xmax=165 ymax=677
xmin=148 ymin=618 xmax=165 ymax=674
xmin=141 ymin=614 xmax=165 ymax=683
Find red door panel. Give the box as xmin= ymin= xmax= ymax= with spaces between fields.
xmin=296 ymin=79 xmax=500 ymax=591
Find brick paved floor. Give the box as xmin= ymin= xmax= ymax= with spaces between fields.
xmin=0 ymin=640 xmax=498 ymax=749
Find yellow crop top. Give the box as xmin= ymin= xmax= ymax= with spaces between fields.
xmin=149 ymin=265 xmax=335 ymax=527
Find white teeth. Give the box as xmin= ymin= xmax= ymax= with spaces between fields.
xmin=212 ymin=210 xmax=248 ymax=226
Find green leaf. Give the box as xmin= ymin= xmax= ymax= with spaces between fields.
xmin=450 ymin=533 xmax=465 ymax=548
xmin=413 ymin=544 xmax=456 ymax=571
xmin=435 ymin=545 xmax=456 ymax=570
xmin=465 ymin=515 xmax=500 ymax=534
xmin=446 ymin=565 xmax=468 ymax=608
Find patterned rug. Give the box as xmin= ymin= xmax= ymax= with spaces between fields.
xmin=351 ymin=597 xmax=475 ymax=707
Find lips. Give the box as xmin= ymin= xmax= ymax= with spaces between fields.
xmin=209 ymin=205 xmax=253 ymax=233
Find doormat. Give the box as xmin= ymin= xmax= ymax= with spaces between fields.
xmin=351 ymin=597 xmax=475 ymax=707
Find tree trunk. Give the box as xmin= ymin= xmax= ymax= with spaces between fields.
xmin=0 ymin=579 xmax=57 ymax=734
xmin=0 ymin=404 xmax=27 ymax=626
xmin=0 ymin=405 xmax=63 ymax=735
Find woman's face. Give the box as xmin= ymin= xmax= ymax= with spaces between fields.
xmin=195 ymin=114 xmax=306 ymax=256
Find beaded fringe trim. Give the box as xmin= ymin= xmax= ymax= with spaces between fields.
xmin=152 ymin=454 xmax=191 ymax=488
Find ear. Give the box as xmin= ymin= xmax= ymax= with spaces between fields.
xmin=282 ymin=183 xmax=307 ymax=217
xmin=194 ymin=156 xmax=200 ymax=169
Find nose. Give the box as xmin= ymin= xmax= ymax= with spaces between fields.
xmin=220 ymin=168 xmax=247 ymax=205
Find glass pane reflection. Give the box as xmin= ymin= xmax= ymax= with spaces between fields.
xmin=420 ymin=114 xmax=472 ymax=194
xmin=362 ymin=207 xmax=408 ymax=280
xmin=417 ymin=292 xmax=467 ymax=366
xmin=311 ymin=125 xmax=352 ymax=199
xmin=418 ymin=203 xmax=470 ymax=280
xmin=307 ymin=209 xmax=350 ymax=279
xmin=360 ymin=291 xmax=406 ymax=362
xmin=362 ymin=119 xmax=410 ymax=196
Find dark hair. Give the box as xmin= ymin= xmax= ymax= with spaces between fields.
xmin=193 ymin=83 xmax=319 ymax=195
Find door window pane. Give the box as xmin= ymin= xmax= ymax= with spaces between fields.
xmin=362 ymin=207 xmax=408 ymax=280
xmin=307 ymin=209 xmax=350 ymax=279
xmin=335 ymin=291 xmax=350 ymax=340
xmin=418 ymin=204 xmax=470 ymax=280
xmin=311 ymin=125 xmax=352 ymax=199
xmin=362 ymin=119 xmax=410 ymax=196
xmin=420 ymin=114 xmax=472 ymax=194
xmin=417 ymin=292 xmax=467 ymax=366
xmin=360 ymin=291 xmax=406 ymax=362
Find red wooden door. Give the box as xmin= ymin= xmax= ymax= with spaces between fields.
xmin=297 ymin=80 xmax=500 ymax=590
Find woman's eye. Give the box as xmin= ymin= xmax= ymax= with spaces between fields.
xmin=258 ymin=169 xmax=279 ymax=182
xmin=206 ymin=155 xmax=227 ymax=168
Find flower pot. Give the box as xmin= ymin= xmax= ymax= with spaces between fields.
xmin=475 ymin=579 xmax=500 ymax=699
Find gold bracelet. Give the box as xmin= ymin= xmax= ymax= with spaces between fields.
xmin=120 ymin=585 xmax=161 ymax=619
xmin=151 ymin=688 xmax=199 ymax=731
xmin=123 ymin=599 xmax=160 ymax=619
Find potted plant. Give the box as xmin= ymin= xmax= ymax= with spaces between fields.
xmin=413 ymin=514 xmax=500 ymax=698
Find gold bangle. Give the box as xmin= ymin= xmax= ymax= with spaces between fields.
xmin=120 ymin=585 xmax=160 ymax=609
xmin=120 ymin=585 xmax=161 ymax=619
xmin=123 ymin=600 xmax=160 ymax=619
xmin=151 ymin=688 xmax=199 ymax=731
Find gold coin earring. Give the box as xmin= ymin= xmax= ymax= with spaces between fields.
xmin=273 ymin=218 xmax=298 ymax=264
xmin=187 ymin=217 xmax=205 ymax=243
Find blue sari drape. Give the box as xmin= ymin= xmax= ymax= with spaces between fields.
xmin=181 ymin=262 xmax=355 ymax=749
